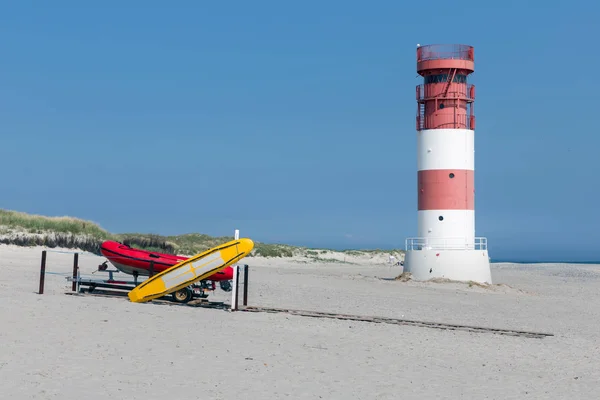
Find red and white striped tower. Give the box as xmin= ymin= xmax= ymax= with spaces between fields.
xmin=404 ymin=44 xmax=492 ymax=284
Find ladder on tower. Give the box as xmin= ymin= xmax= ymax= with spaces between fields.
xmin=442 ymin=68 xmax=457 ymax=98
xmin=418 ymin=102 xmax=425 ymax=129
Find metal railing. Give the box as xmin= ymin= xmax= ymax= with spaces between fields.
xmin=405 ymin=237 xmax=487 ymax=251
xmin=416 ymin=84 xmax=475 ymax=101
xmin=417 ymin=44 xmax=474 ymax=62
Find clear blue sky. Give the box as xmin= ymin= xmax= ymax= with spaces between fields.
xmin=0 ymin=1 xmax=597 ymax=261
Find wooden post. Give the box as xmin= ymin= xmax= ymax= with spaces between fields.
xmin=38 ymin=250 xmax=47 ymax=294
xmin=243 ymin=264 xmax=249 ymax=306
xmin=71 ymin=253 xmax=79 ymax=292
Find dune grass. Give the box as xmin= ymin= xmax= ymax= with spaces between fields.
xmin=0 ymin=208 xmax=404 ymax=259
xmin=0 ymin=209 xmax=110 ymax=238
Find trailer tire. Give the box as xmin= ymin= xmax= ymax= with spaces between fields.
xmin=172 ymin=287 xmax=193 ymax=303
xmin=219 ymin=280 xmax=232 ymax=292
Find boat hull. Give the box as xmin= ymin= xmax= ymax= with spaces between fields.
xmin=99 ymin=241 xmax=233 ymax=281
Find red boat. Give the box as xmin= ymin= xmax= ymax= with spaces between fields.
xmin=99 ymin=240 xmax=234 ymax=282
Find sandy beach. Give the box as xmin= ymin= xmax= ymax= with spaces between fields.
xmin=1 ymin=244 xmax=599 ymax=399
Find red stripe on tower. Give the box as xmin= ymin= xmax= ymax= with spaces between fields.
xmin=418 ymin=170 xmax=474 ymax=210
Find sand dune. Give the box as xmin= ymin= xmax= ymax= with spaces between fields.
xmin=1 ymin=244 xmax=599 ymax=399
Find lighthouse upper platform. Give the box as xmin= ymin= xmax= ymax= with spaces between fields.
xmin=417 ymin=44 xmax=474 ymax=75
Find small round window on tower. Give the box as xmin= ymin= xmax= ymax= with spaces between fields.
xmin=439 ymin=103 xmax=445 ymax=109
xmin=438 ymin=216 xmax=444 ymax=221
xmin=449 ymin=173 xmax=455 ymax=178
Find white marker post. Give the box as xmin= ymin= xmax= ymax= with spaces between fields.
xmin=231 ymin=228 xmax=240 ymax=310
xmin=76 ymin=266 xmax=81 ymax=293
xmin=231 ymin=265 xmax=239 ymax=311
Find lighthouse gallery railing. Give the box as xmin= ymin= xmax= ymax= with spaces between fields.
xmin=405 ymin=237 xmax=488 ymax=251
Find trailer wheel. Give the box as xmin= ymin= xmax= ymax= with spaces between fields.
xmin=219 ymin=280 xmax=232 ymax=292
xmin=172 ymin=287 xmax=193 ymax=303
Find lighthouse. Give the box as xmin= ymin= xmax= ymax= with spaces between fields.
xmin=403 ymin=44 xmax=492 ymax=284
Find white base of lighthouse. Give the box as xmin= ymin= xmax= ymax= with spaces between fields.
xmin=403 ymin=241 xmax=492 ymax=284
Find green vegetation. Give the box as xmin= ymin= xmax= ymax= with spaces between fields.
xmin=0 ymin=209 xmax=110 ymax=239
xmin=0 ymin=208 xmax=405 ymax=260
xmin=251 ymin=243 xmax=295 ymax=258
xmin=0 ymin=209 xmax=111 ymax=254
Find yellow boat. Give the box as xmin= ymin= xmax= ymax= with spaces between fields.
xmin=127 ymin=238 xmax=254 ymax=303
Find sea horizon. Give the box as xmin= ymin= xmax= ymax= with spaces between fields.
xmin=490 ymin=259 xmax=600 ymax=264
